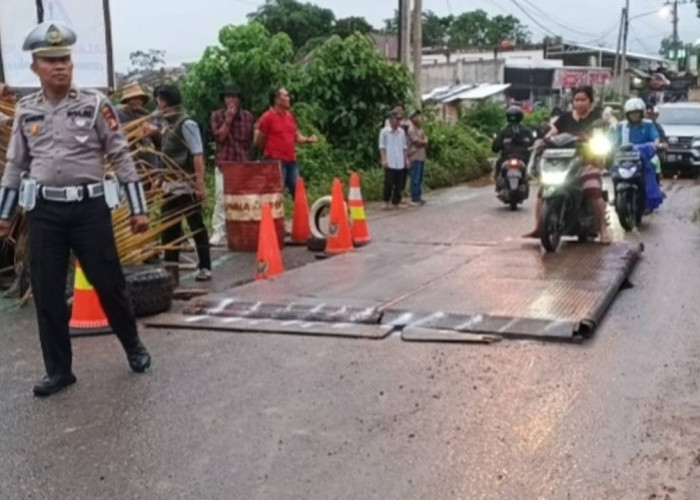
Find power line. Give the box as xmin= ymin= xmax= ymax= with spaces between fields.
xmin=506 ymin=0 xmax=559 ymax=37
xmin=518 ymin=0 xmax=602 ymax=37
xmin=630 ymin=24 xmax=654 ymax=53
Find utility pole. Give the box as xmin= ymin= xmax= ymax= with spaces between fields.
xmin=672 ymin=0 xmax=679 ymax=56
xmin=412 ymin=0 xmax=422 ymax=100
xmin=619 ymin=0 xmax=630 ymax=97
xmin=399 ymin=0 xmax=411 ymax=67
xmin=612 ymin=8 xmax=624 ymax=83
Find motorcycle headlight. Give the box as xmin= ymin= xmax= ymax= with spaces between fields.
xmin=619 ymin=167 xmax=635 ymax=179
xmin=668 ymin=136 xmax=679 ymax=144
xmin=540 ymin=170 xmax=567 ymax=185
xmin=589 ymin=132 xmax=612 ymax=156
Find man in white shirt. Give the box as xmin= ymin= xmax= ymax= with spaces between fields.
xmin=379 ymin=111 xmax=409 ymax=210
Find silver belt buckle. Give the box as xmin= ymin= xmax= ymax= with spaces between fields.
xmin=65 ymin=186 xmax=83 ymax=202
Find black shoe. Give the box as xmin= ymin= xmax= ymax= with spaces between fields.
xmin=126 ymin=341 xmax=152 ymax=373
xmin=33 ymin=373 xmax=77 ymax=397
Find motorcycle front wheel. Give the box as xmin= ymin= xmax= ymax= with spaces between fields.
xmin=615 ymin=190 xmax=637 ymax=232
xmin=540 ymin=198 xmax=564 ymax=252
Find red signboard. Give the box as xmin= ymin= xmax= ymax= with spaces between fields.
xmin=553 ymin=68 xmax=612 ymax=89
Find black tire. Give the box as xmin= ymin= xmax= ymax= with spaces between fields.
xmin=578 ymin=234 xmax=589 ymax=243
xmin=509 ymin=199 xmax=518 ymax=211
xmin=306 ymin=236 xmax=326 ymax=253
xmin=540 ymin=199 xmax=563 ymax=253
xmin=126 ymin=268 xmax=174 ymax=317
xmin=615 ymin=190 xmax=636 ymax=232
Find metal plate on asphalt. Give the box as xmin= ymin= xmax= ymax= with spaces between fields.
xmin=145 ymin=314 xmax=395 ymax=339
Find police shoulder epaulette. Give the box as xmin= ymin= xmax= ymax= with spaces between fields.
xmin=81 ymin=87 xmax=107 ymax=101
xmin=18 ymin=91 xmax=41 ymax=105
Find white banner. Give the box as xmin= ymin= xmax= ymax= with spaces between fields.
xmin=0 ymin=0 xmax=110 ymax=88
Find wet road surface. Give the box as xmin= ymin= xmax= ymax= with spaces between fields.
xmin=2 ymin=179 xmax=700 ymax=499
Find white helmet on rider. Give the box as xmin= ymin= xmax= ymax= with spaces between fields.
xmin=623 ymin=97 xmax=646 ymax=116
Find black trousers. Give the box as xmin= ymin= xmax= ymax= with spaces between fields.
xmin=28 ymin=197 xmax=140 ymax=377
xmin=383 ymin=168 xmax=407 ymax=205
xmin=161 ymin=194 xmax=211 ymax=270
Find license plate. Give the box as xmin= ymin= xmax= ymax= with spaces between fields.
xmin=509 ymin=178 xmax=519 ymax=190
xmin=506 ymin=170 xmax=522 ymax=177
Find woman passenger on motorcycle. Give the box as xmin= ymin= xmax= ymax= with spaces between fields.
xmin=613 ymin=98 xmax=663 ymax=211
xmin=525 ymin=86 xmax=612 ymax=244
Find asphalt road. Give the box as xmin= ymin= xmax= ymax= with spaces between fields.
xmin=2 ymin=179 xmax=700 ymax=500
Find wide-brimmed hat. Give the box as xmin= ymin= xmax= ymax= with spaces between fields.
xmin=120 ymin=82 xmax=150 ymax=104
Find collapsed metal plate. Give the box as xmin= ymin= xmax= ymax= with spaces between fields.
xmin=147 ymin=241 xmax=642 ymax=342
xmin=146 ymin=314 xmax=394 ymax=339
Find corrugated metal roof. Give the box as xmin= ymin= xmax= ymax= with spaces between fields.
xmin=441 ymin=83 xmax=511 ymax=103
xmin=552 ymin=42 xmax=669 ymax=63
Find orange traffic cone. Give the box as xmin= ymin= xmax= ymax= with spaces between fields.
xmin=348 ymin=172 xmax=371 ymax=246
xmin=255 ymin=203 xmax=284 ymax=280
xmin=326 ymin=178 xmax=353 ymax=255
xmin=290 ymin=177 xmax=311 ymax=245
xmin=69 ymin=262 xmax=111 ymax=336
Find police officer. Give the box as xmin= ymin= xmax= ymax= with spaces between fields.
xmin=0 ymin=22 xmax=152 ymax=397
xmin=491 ymin=106 xmax=533 ymax=186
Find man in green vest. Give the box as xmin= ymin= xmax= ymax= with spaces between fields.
xmin=155 ymin=85 xmax=212 ymax=281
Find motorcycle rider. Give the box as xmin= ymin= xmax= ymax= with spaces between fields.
xmin=646 ymin=104 xmax=667 ymax=185
xmin=524 ymin=86 xmax=611 ymax=244
xmin=491 ymin=106 xmax=533 ymax=189
xmin=613 ymin=97 xmax=663 ymax=212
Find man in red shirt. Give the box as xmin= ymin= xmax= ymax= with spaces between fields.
xmin=209 ymin=87 xmax=254 ymax=246
xmin=255 ymin=87 xmax=318 ymax=197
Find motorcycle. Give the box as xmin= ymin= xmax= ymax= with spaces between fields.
xmin=537 ymin=132 xmax=612 ymax=252
xmin=496 ymin=156 xmax=529 ymax=210
xmin=611 ymin=146 xmax=645 ymax=231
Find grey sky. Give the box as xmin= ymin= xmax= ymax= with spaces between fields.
xmin=109 ymin=0 xmax=700 ymax=70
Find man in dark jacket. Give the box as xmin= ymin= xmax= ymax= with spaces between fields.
xmin=491 ymin=106 xmax=533 ymax=187
xmin=156 ymin=85 xmax=212 ymax=282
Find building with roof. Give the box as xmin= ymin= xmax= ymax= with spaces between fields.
xmin=422 ymin=83 xmax=511 ymax=123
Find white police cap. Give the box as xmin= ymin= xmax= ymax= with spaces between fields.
xmin=22 ymin=22 xmax=76 ymax=58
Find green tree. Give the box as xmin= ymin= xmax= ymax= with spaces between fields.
xmin=448 ymin=10 xmax=531 ymax=49
xmin=487 ymin=15 xmax=530 ymax=45
xmin=422 ymin=11 xmax=453 ymax=47
xmin=129 ymin=49 xmax=166 ymax=71
xmin=448 ymin=10 xmax=491 ymax=48
xmin=382 ymin=9 xmax=399 ymax=34
xmin=294 ymin=33 xmax=413 ymax=162
xmin=180 ymin=22 xmax=297 ymax=127
xmin=247 ymin=0 xmax=335 ymax=50
xmin=543 ymin=35 xmax=563 ymax=45
xmin=333 ymin=16 xmax=373 ymax=38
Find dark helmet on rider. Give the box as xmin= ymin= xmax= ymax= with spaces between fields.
xmin=505 ymin=106 xmax=524 ymax=124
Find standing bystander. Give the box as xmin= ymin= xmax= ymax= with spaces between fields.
xmin=156 ymin=85 xmax=212 ymax=281
xmin=209 ymin=86 xmax=254 ymax=246
xmin=254 ymin=87 xmax=317 ymax=198
xmin=407 ymin=110 xmax=428 ymax=206
xmin=379 ymin=111 xmax=409 ymax=209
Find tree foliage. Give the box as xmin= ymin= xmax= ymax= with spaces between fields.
xmin=180 ymin=22 xmax=492 ymax=201
xmin=180 ymin=23 xmax=297 ymax=127
xmin=333 ymin=16 xmax=373 ymax=38
xmin=129 ymin=49 xmax=166 ymax=71
xmin=422 ymin=11 xmax=453 ymax=47
xmin=247 ymin=0 xmax=335 ymax=50
xmin=293 ymin=33 xmax=413 ymax=161
xmin=385 ymin=8 xmax=531 ymax=48
xmin=448 ymin=10 xmax=530 ymax=49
